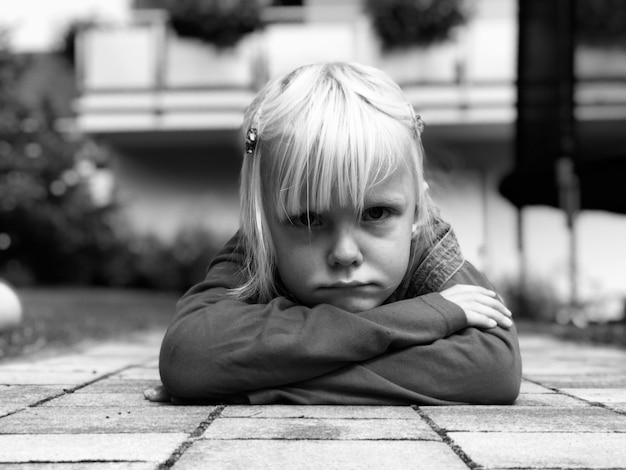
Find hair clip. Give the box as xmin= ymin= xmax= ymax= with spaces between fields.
xmin=414 ymin=114 xmax=425 ymax=134
xmin=245 ymin=127 xmax=258 ymax=155
xmin=408 ymin=104 xmax=425 ymax=136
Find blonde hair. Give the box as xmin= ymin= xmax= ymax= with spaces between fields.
xmin=233 ymin=62 xmax=435 ymax=302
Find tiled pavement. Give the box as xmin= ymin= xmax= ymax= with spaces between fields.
xmin=1 ymin=330 xmax=625 ymax=469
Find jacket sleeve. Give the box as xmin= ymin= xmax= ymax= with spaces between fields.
xmin=158 ymin=234 xmax=469 ymax=400
xmin=248 ymin=261 xmax=522 ymax=405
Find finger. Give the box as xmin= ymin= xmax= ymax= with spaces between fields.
xmin=445 ymin=296 xmax=513 ymax=319
xmin=143 ymin=387 xmax=158 ymax=401
xmin=465 ymin=311 xmax=498 ymax=329
xmin=144 ymin=386 xmax=171 ymax=402
xmin=472 ymin=295 xmax=513 ymax=317
xmin=469 ymin=303 xmax=514 ymax=328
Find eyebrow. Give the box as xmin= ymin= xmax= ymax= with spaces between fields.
xmin=364 ymin=193 xmax=407 ymax=207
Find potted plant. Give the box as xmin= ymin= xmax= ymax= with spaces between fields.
xmin=135 ymin=0 xmax=264 ymax=48
xmin=364 ymin=0 xmax=471 ymax=50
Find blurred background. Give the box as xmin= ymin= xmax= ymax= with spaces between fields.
xmin=1 ymin=0 xmax=626 ymax=353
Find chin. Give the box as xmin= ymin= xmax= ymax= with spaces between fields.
xmin=330 ymin=298 xmax=382 ymax=313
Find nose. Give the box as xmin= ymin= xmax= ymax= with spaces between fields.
xmin=327 ymin=227 xmax=363 ymax=267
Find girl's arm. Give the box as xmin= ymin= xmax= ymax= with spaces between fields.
xmin=247 ymin=261 xmax=522 ymax=405
xmin=158 ymin=234 xmax=470 ymax=400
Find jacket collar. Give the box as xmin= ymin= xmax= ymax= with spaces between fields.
xmin=388 ymin=217 xmax=465 ymax=302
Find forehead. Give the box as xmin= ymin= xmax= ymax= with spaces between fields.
xmin=365 ymin=168 xmax=414 ymax=203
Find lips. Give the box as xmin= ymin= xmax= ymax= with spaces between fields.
xmin=320 ymin=282 xmax=375 ymax=289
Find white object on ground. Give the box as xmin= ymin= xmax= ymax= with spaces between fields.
xmin=0 ymin=281 xmax=23 ymax=330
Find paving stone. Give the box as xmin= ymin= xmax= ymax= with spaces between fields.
xmin=202 ymin=417 xmax=439 ymax=441
xmin=518 ymin=381 xmax=556 ymax=394
xmin=111 ymin=367 xmax=161 ymax=381
xmin=0 ymin=405 xmax=24 ymax=417
xmin=0 ymin=405 xmax=213 ymax=434
xmin=40 ymin=392 xmax=161 ymax=407
xmin=607 ymin=403 xmax=626 ymax=413
xmin=0 ymin=433 xmax=186 ymax=463
xmin=3 ymin=330 xmax=625 ymax=469
xmin=174 ymin=439 xmax=466 ymax=470
xmin=528 ymin=374 xmax=626 ymax=388
xmin=523 ymin=363 xmax=618 ymax=375
xmin=81 ymin=342 xmax=158 ymax=358
xmin=221 ymin=405 xmax=421 ymax=419
xmin=0 ymin=360 xmax=125 ymax=375
xmin=75 ymin=379 xmax=162 ymax=393
xmin=142 ymin=358 xmax=159 ymax=368
xmin=513 ymin=393 xmax=588 ymax=407
xmin=421 ymin=406 xmax=626 ymax=432
xmin=561 ymin=388 xmax=626 ymax=404
xmin=36 ymin=355 xmax=141 ymax=370
xmin=0 ymin=370 xmax=105 ymax=386
xmin=32 ymin=354 xmax=121 ymax=365
xmin=449 ymin=432 xmax=626 ymax=469
xmin=0 ymin=385 xmax=65 ymax=404
xmin=0 ymin=385 xmax=66 ymax=417
xmin=524 ymin=349 xmax=626 ymax=363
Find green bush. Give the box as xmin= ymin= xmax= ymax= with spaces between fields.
xmin=0 ymin=37 xmax=222 ymax=292
xmin=364 ymin=0 xmax=472 ymax=50
xmin=135 ymin=0 xmax=263 ymax=48
xmin=0 ymin=38 xmax=120 ymax=287
xmin=99 ymin=229 xmax=221 ymax=293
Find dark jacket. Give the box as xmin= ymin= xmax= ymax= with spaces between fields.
xmin=159 ymin=219 xmax=522 ymax=405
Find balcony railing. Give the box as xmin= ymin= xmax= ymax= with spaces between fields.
xmin=74 ymin=6 xmax=516 ymax=139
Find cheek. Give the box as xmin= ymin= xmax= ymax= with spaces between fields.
xmin=274 ymin=240 xmax=317 ymax=282
xmin=376 ymin=229 xmax=413 ymax=274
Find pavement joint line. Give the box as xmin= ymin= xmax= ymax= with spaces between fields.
xmin=157 ymin=403 xmax=226 ymax=470
xmin=412 ymin=406 xmax=479 ymax=469
xmin=58 ymin=363 xmax=148 ymax=394
xmin=0 ymin=361 xmax=155 ymax=419
xmin=3 ymin=460 xmax=146 ymax=465
xmin=0 ymin=388 xmax=67 ymax=419
xmin=522 ymin=375 xmax=626 ymax=416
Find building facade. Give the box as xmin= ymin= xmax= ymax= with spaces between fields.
xmin=74 ymin=0 xmax=626 ymax=321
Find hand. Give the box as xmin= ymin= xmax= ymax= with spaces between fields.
xmin=144 ymin=385 xmax=171 ymax=402
xmin=440 ymin=284 xmax=513 ymax=329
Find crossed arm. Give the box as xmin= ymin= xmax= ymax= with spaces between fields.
xmin=153 ymin=236 xmax=522 ymax=405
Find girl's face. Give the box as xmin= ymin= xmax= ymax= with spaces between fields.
xmin=267 ymin=169 xmax=418 ymax=312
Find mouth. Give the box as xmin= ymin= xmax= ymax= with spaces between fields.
xmin=320 ymin=282 xmax=375 ymax=289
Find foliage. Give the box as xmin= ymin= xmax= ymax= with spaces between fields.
xmin=364 ymin=0 xmax=472 ymax=50
xmin=0 ymin=38 xmax=114 ymax=286
xmin=134 ymin=0 xmax=264 ymax=48
xmin=0 ymin=34 xmax=223 ymax=291
xmin=99 ymin=228 xmax=221 ymax=293
xmin=57 ymin=19 xmax=97 ymax=68
xmin=576 ymin=0 xmax=626 ymax=48
xmin=497 ymin=276 xmax=561 ymax=323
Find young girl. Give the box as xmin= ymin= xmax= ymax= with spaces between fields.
xmin=148 ymin=62 xmax=522 ymax=405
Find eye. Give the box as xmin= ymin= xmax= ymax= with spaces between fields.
xmin=362 ymin=207 xmax=391 ymax=221
xmin=288 ymin=211 xmax=322 ymax=227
